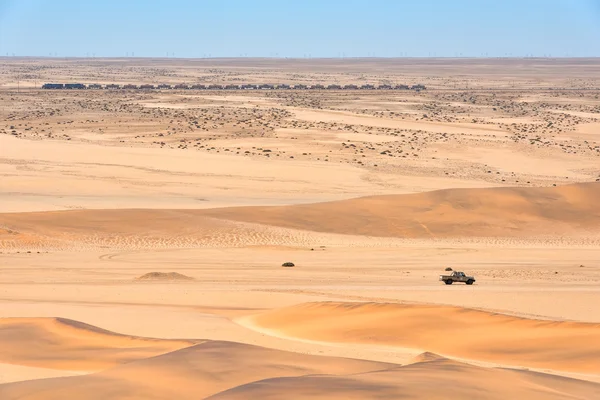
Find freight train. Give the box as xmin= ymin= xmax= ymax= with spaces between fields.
xmin=41 ymin=83 xmax=426 ymax=91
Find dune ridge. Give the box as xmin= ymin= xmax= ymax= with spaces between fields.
xmin=207 ymin=358 xmax=600 ymax=400
xmin=201 ymin=182 xmax=600 ymax=238
xmin=0 ymin=339 xmax=395 ymax=400
xmin=1 ymin=326 xmax=599 ymax=400
xmin=250 ymin=301 xmax=600 ymax=374
xmin=0 ymin=317 xmax=196 ymax=370
xmin=1 ymin=183 xmax=599 ymax=251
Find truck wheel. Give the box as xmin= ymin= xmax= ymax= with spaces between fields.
xmin=445 ymin=279 xmax=453 ymax=285
xmin=466 ymin=279 xmax=474 ymax=285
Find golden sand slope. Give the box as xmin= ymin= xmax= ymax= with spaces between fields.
xmin=208 ymin=357 xmax=600 ymax=400
xmin=251 ymin=302 xmax=600 ymax=374
xmin=0 ymin=210 xmax=261 ymax=249
xmin=2 ymin=343 xmax=598 ymax=400
xmin=1 ymin=317 xmax=599 ymax=399
xmin=1 ymin=183 xmax=599 ymax=250
xmin=202 ymin=182 xmax=600 ymax=238
xmin=0 ymin=318 xmax=195 ymax=371
xmin=0 ymin=341 xmax=394 ymax=400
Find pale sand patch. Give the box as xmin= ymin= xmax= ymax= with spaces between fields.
xmin=0 ymin=135 xmax=396 ymax=212
xmin=137 ymin=102 xmax=202 ymax=109
xmin=430 ymin=144 xmax=597 ymax=178
xmin=568 ymin=121 xmax=600 ymax=140
xmin=0 ymin=363 xmax=89 ymax=385
xmin=291 ymin=108 xmax=507 ymax=134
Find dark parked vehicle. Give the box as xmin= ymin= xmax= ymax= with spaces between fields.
xmin=439 ymin=271 xmax=476 ymax=285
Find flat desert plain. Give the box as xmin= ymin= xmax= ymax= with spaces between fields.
xmin=1 ymin=58 xmax=600 ymax=399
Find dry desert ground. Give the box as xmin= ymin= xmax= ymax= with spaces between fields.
xmin=0 ymin=57 xmax=600 ymax=399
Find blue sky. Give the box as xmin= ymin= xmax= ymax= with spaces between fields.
xmin=1 ymin=0 xmax=599 ymax=58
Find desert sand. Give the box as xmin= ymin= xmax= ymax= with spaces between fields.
xmin=1 ymin=57 xmax=600 ymax=399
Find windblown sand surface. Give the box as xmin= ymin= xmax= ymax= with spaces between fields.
xmin=0 ymin=336 xmax=392 ymax=400
xmin=1 ymin=183 xmax=599 ymax=251
xmin=1 ymin=58 xmax=600 ymax=398
xmin=0 ymin=318 xmax=599 ymax=400
xmin=251 ymin=302 xmax=600 ymax=373
xmin=207 ymin=359 xmax=600 ymax=400
xmin=0 ymin=318 xmax=195 ymax=370
xmin=200 ymin=182 xmax=600 ymax=239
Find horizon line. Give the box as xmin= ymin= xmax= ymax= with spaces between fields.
xmin=2 ymin=56 xmax=600 ymax=60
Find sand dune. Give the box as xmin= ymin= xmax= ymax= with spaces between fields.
xmin=0 ymin=210 xmax=268 ymax=250
xmin=208 ymin=357 xmax=600 ymax=400
xmin=201 ymin=182 xmax=600 ymax=238
xmin=1 ymin=183 xmax=598 ymax=251
xmin=0 ymin=318 xmax=195 ymax=371
xmin=0 ymin=340 xmax=394 ymax=400
xmin=1 ymin=334 xmax=599 ymax=400
xmin=251 ymin=301 xmax=600 ymax=374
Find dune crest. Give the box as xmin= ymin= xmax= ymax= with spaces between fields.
xmin=409 ymin=351 xmax=447 ymax=364
xmin=1 ymin=333 xmax=599 ymax=400
xmin=207 ymin=360 xmax=600 ymax=400
xmin=251 ymin=301 xmax=600 ymax=374
xmin=0 ymin=317 xmax=196 ymax=371
xmin=201 ymin=182 xmax=600 ymax=238
xmin=1 ymin=183 xmax=599 ymax=251
xmin=0 ymin=339 xmax=394 ymax=400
